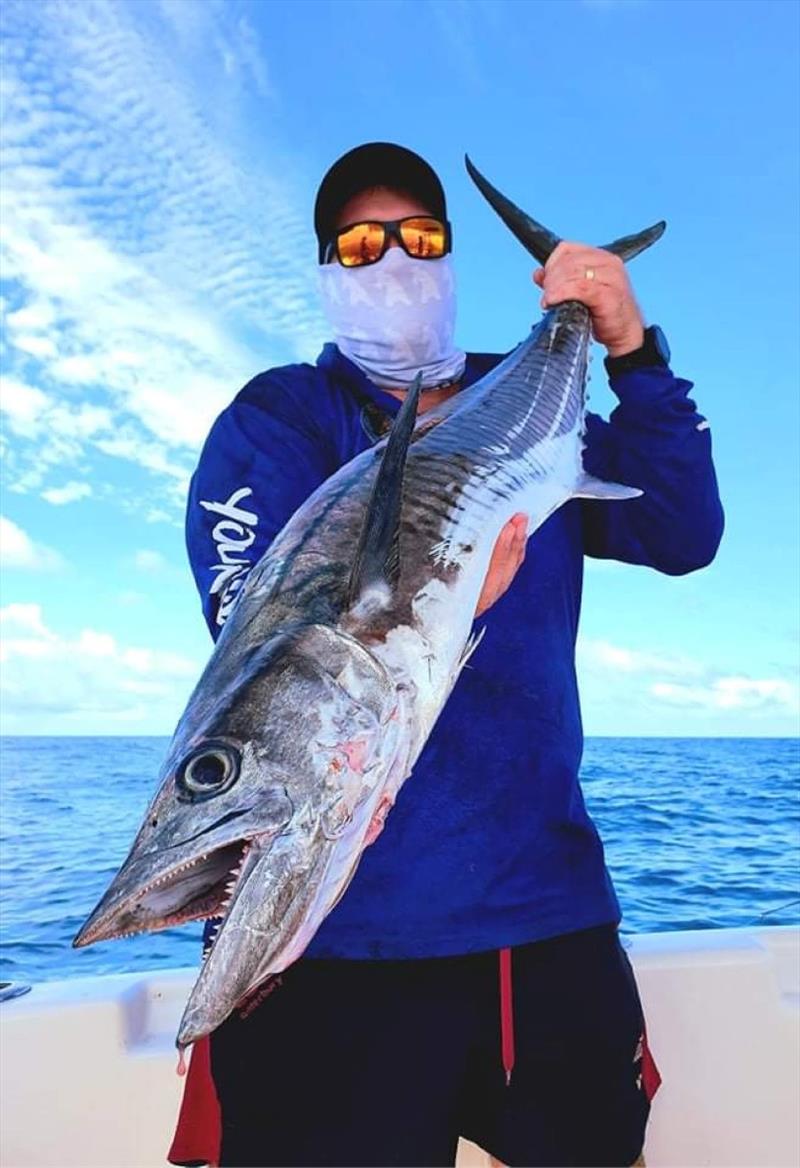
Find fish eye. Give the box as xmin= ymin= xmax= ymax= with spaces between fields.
xmin=177 ymin=743 xmax=240 ymax=801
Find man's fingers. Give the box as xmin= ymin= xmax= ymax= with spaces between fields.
xmin=490 ymin=516 xmax=526 ymax=585
xmin=498 ymin=524 xmax=514 ymax=553
xmin=542 ymin=251 xmax=625 ymax=294
xmin=544 ymin=259 xmax=618 ymax=291
xmin=475 ymin=515 xmax=529 ymax=618
xmin=541 ymin=273 xmax=618 ymax=309
xmin=545 ymin=242 xmax=622 ymax=273
xmin=555 ymin=255 xmax=622 ymax=285
xmin=538 ymin=246 xmax=627 ymax=309
xmin=539 ymin=243 xmax=644 ymax=354
xmin=509 ymin=515 xmax=528 ymax=568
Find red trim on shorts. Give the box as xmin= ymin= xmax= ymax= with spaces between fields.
xmin=499 ymin=947 xmax=515 ymax=1085
xmin=168 ymin=1036 xmax=222 ymax=1168
xmin=641 ymin=1026 xmax=662 ymax=1102
xmin=167 ymin=944 xmax=659 ymax=1164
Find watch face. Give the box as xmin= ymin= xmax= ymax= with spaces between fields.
xmin=651 ymin=325 xmax=671 ymax=366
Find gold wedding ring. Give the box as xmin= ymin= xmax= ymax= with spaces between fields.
xmin=585 ymin=267 xmax=595 ymax=281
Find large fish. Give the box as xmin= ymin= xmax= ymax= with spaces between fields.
xmin=75 ymin=159 xmax=664 ymax=1048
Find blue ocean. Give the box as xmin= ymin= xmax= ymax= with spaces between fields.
xmin=1 ymin=736 xmax=798 ymax=986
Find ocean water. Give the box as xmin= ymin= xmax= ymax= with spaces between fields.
xmin=1 ymin=736 xmax=798 ymax=986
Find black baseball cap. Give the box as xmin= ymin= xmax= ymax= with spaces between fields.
xmin=314 ymin=142 xmax=448 ymax=263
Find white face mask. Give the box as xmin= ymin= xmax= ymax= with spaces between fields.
xmin=318 ymin=248 xmax=466 ymax=391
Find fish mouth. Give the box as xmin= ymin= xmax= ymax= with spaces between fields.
xmin=175 ymin=827 xmax=333 ymax=1049
xmin=74 ymin=781 xmax=295 ymax=950
xmin=73 ymin=831 xmax=272 ymax=948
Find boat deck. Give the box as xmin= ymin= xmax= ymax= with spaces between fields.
xmin=1 ymin=926 xmax=798 ymax=1167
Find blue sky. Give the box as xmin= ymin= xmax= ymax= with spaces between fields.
xmin=0 ymin=0 xmax=797 ymax=737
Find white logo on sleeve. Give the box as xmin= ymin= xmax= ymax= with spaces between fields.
xmin=199 ymin=487 xmax=258 ymax=626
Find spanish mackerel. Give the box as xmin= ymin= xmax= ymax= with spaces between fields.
xmin=75 ymin=159 xmax=665 ymax=1048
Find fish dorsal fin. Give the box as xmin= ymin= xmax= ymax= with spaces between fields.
xmin=466 ymin=154 xmax=666 ymax=266
xmin=346 ymin=372 xmax=422 ymax=609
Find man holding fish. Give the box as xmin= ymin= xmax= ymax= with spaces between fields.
xmin=99 ymin=142 xmax=724 ymax=1168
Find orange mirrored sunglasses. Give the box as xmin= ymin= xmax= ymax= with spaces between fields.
xmin=325 ymin=217 xmax=452 ymax=268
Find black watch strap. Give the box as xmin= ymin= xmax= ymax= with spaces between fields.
xmin=604 ymin=325 xmax=670 ymax=377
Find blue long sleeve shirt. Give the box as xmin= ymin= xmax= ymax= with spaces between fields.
xmin=186 ymin=342 xmax=723 ymax=958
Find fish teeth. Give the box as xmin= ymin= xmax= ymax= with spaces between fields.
xmin=139 ymin=850 xmax=210 ymax=897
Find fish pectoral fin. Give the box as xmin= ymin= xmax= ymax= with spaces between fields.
xmin=572 ymin=474 xmax=643 ymax=501
xmin=459 ymin=625 xmax=486 ymax=669
xmin=346 ymin=371 xmax=423 ymax=608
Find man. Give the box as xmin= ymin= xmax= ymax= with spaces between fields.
xmin=170 ymin=143 xmax=723 ymax=1168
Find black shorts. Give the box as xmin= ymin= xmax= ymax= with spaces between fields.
xmin=207 ymin=924 xmax=653 ymax=1168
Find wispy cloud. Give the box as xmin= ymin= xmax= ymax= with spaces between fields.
xmin=581 ymin=0 xmax=646 ymax=10
xmin=578 ymin=635 xmax=799 ymax=721
xmin=0 ymin=516 xmax=64 ymax=571
xmin=427 ymin=0 xmax=490 ymax=89
xmin=651 ymin=677 xmax=799 ymax=714
xmin=0 ymin=0 xmax=326 ymax=516
xmin=579 ymin=637 xmax=702 ymax=678
xmin=132 ymin=548 xmax=172 ymax=574
xmin=0 ymin=602 xmax=201 ymax=732
xmin=118 ymin=589 xmax=147 ymax=606
xmin=41 ymin=481 xmax=92 ymax=505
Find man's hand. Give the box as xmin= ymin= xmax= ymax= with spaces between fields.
xmin=533 ymin=241 xmax=645 ymax=357
xmin=475 ymin=513 xmax=528 ymax=618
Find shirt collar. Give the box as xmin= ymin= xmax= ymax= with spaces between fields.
xmin=316 ymin=343 xmax=497 ymax=417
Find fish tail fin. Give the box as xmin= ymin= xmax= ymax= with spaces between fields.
xmin=465 ymin=155 xmax=665 ymax=265
xmin=599 ymin=221 xmax=666 ymax=262
xmin=465 ymin=155 xmax=561 ymax=264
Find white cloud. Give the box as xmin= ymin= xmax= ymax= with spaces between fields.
xmin=0 ymin=603 xmax=56 ymax=640
xmin=577 ymin=635 xmax=800 ymax=726
xmin=651 ymin=677 xmax=800 ymax=714
xmin=9 ymin=333 xmax=58 ymax=359
xmin=1 ymin=374 xmax=187 ymax=505
xmin=0 ymin=602 xmax=200 ymax=730
xmin=0 ymin=377 xmax=48 ymax=434
xmin=95 ymin=432 xmax=187 ymax=484
xmin=1 ymin=374 xmax=115 ymax=489
xmin=5 ymin=300 xmax=58 ymax=332
xmin=41 ymin=480 xmax=92 ymax=504
xmin=230 ymin=15 xmax=274 ymax=100
xmin=0 ymin=0 xmax=327 ymax=515
xmin=0 ymin=516 xmax=63 ymax=570
xmin=118 ymin=590 xmax=146 ymax=605
xmin=133 ymin=548 xmax=170 ymax=573
xmin=578 ymin=637 xmax=702 ymax=678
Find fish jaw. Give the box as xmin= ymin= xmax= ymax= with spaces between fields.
xmin=175 ymin=825 xmax=326 ymax=1047
xmin=72 ymin=784 xmax=294 ymax=947
xmin=174 ymin=685 xmax=412 ymax=1047
xmin=175 ymin=770 xmax=403 ymax=1048
xmin=74 ymin=624 xmax=403 ymax=953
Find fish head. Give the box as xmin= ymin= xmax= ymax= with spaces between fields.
xmin=73 ymin=623 xmax=406 ymax=1039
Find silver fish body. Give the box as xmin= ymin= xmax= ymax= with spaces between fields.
xmin=75 ymin=161 xmax=663 ymax=1048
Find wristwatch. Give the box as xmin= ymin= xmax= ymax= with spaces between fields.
xmin=604 ymin=325 xmax=671 ymax=376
